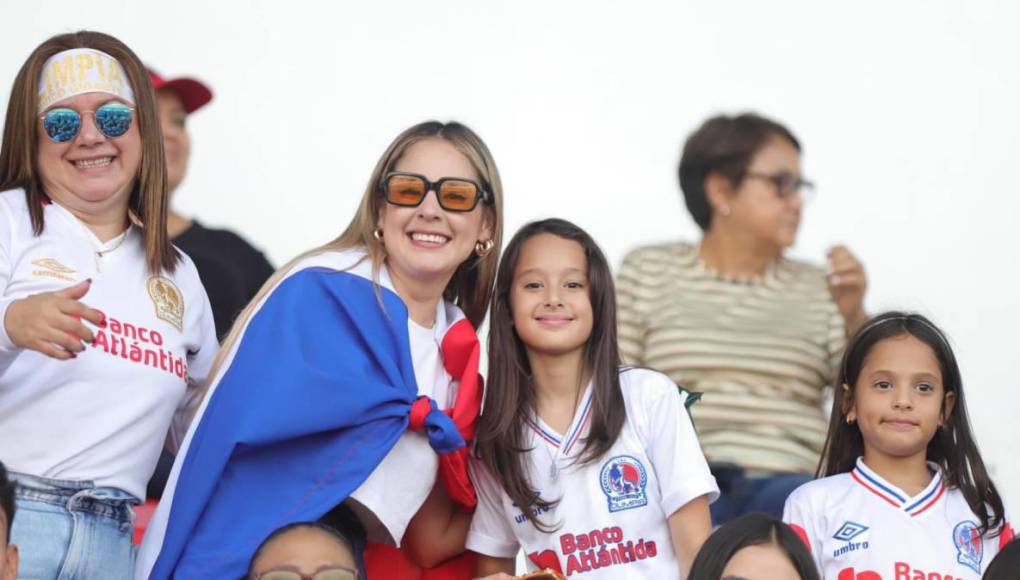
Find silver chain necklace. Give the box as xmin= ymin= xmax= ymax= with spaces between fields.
xmin=87 ymin=227 xmax=131 ymax=272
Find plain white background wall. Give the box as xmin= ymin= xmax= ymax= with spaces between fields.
xmin=4 ymin=1 xmax=1018 ymax=504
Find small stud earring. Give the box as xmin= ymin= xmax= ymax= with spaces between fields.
xmin=720 ymin=206 xmax=731 ymax=217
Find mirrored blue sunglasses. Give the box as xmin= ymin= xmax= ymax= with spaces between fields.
xmin=40 ymin=102 xmax=134 ymax=143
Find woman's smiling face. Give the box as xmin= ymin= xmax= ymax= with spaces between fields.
xmin=37 ymin=92 xmax=141 ymax=216
xmin=378 ymin=137 xmax=492 ymax=287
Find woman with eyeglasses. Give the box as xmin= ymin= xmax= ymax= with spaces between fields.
xmin=246 ymin=522 xmax=361 ymax=580
xmin=0 ymin=31 xmax=218 ymax=579
xmin=137 ymin=121 xmax=503 ymax=579
xmin=616 ymin=113 xmax=869 ymax=526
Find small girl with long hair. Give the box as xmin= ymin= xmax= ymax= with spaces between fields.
xmin=784 ymin=312 xmax=1014 ymax=579
xmin=468 ymin=218 xmax=717 ymax=579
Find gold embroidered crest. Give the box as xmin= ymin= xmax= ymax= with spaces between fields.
xmin=147 ymin=276 xmax=184 ymax=331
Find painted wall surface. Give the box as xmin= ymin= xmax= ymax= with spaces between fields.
xmin=4 ymin=1 xmax=1018 ymax=507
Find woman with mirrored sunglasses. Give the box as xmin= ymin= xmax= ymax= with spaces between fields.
xmin=616 ymin=112 xmax=870 ymax=527
xmin=0 ymin=31 xmax=218 ymax=580
xmin=138 ymin=121 xmax=504 ymax=580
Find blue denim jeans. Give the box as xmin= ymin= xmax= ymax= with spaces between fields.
xmin=9 ymin=472 xmax=137 ymax=580
xmin=709 ymin=463 xmax=812 ymax=526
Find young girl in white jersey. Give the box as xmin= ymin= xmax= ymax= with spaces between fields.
xmin=784 ymin=312 xmax=1014 ymax=579
xmin=468 ymin=218 xmax=718 ymax=579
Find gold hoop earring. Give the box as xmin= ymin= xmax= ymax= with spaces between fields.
xmin=475 ymin=239 xmax=495 ymax=257
xmin=373 ymin=227 xmax=384 ymax=242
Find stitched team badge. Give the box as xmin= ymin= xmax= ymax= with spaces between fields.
xmin=147 ymin=275 xmax=184 ymax=331
xmin=599 ymin=455 xmax=648 ymax=513
xmin=952 ymin=520 xmax=983 ymax=574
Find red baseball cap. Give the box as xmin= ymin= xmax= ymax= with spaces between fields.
xmin=147 ymin=69 xmax=213 ymax=114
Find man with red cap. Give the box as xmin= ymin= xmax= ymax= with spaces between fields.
xmin=148 ymin=69 xmax=274 ymax=343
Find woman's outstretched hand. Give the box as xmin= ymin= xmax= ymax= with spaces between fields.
xmin=4 ymin=279 xmax=105 ymax=359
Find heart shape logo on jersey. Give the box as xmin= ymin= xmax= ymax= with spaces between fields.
xmin=528 ymin=550 xmax=563 ymax=574
xmin=837 ymin=567 xmax=881 ymax=580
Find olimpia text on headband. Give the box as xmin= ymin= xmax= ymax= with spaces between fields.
xmin=36 ymin=48 xmax=138 ymax=144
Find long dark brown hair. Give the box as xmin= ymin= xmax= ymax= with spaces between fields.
xmin=475 ymin=218 xmax=625 ymax=531
xmin=818 ymin=311 xmax=1006 ymax=536
xmin=0 ymin=30 xmax=176 ymax=273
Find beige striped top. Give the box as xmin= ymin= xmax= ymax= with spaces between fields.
xmin=616 ymin=242 xmax=845 ymax=475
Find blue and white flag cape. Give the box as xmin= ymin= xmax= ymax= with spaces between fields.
xmin=135 ymin=250 xmax=468 ymax=579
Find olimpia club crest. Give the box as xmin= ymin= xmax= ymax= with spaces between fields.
xmin=599 ymin=455 xmax=648 ymax=513
xmin=147 ymin=275 xmax=185 ymax=331
xmin=952 ymin=520 xmax=983 ymax=574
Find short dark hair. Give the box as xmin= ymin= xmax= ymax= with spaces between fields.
xmin=687 ymin=513 xmax=819 ymax=580
xmin=245 ymin=521 xmax=353 ymax=579
xmin=0 ymin=462 xmax=15 ymax=540
xmin=678 ymin=112 xmax=800 ymax=231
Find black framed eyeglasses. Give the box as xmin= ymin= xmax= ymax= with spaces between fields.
xmin=253 ymin=565 xmax=359 ymax=580
xmin=380 ymin=172 xmax=491 ymax=212
xmin=744 ymin=171 xmax=816 ymax=203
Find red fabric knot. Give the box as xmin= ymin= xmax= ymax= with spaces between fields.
xmin=438 ymin=318 xmax=484 ymax=510
xmin=365 ymin=317 xmax=483 ymax=580
xmin=441 ymin=319 xmax=483 ymax=443
xmin=408 ymin=396 xmax=432 ymax=432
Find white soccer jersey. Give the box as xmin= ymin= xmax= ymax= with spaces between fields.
xmin=467 ymin=367 xmax=719 ymax=578
xmin=0 ymin=189 xmax=218 ymax=500
xmin=783 ymin=458 xmax=1015 ymax=579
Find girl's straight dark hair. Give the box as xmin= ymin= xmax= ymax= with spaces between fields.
xmin=475 ymin=218 xmax=625 ymax=531
xmin=687 ymin=513 xmax=820 ymax=580
xmin=818 ymin=311 xmax=1006 ymax=536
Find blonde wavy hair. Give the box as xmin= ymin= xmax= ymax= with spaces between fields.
xmin=203 ymin=121 xmax=504 ymax=400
